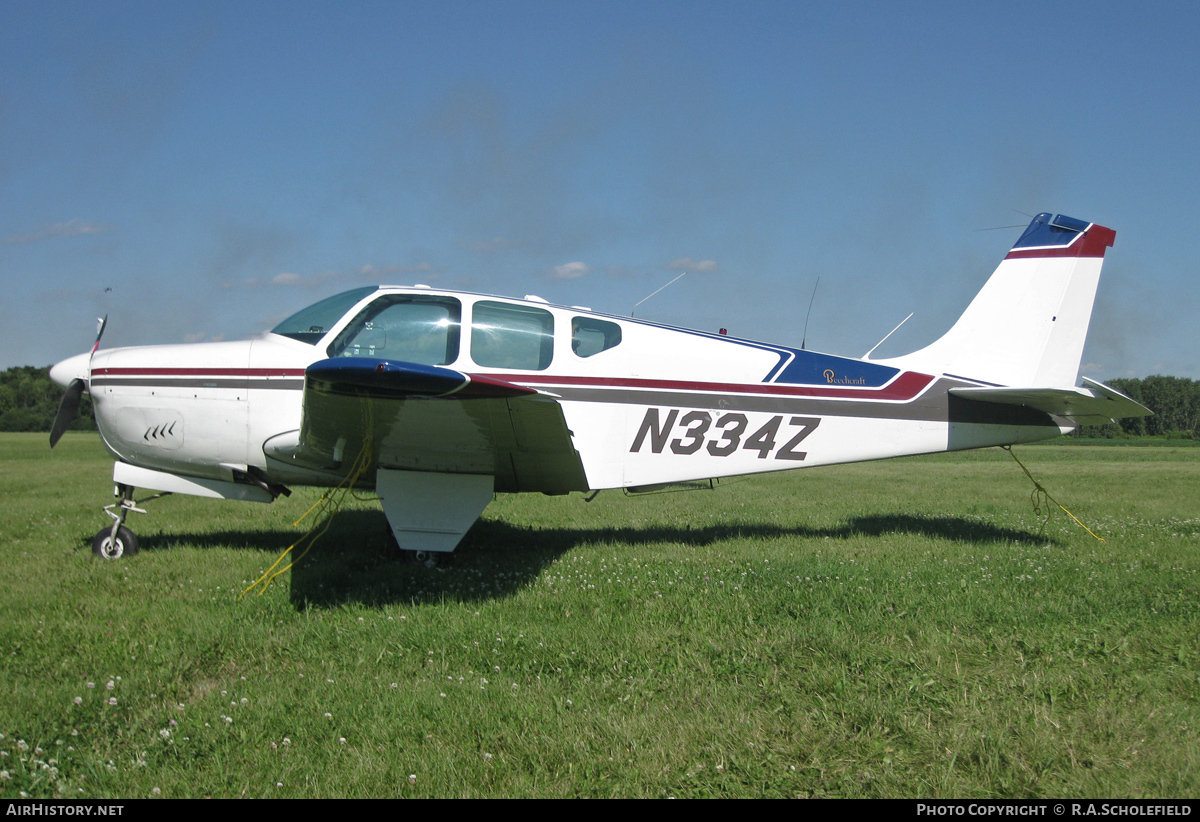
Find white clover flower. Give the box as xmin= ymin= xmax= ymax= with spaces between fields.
xmin=159 ymin=729 xmax=170 ymax=740
xmin=408 ymin=774 xmax=417 ymax=784
xmin=73 ymin=697 xmax=82 ymax=705
xmin=87 ymin=682 xmax=94 ymax=689
xmin=108 ymin=698 xmax=117 ymax=706
xmin=151 ymin=787 xmax=161 ymax=796
xmin=106 ymin=680 xmax=114 ymax=690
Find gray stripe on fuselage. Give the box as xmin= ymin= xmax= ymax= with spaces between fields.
xmin=540 ymin=378 xmax=1058 ymax=427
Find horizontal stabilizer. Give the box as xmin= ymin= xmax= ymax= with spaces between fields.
xmin=949 ymin=377 xmax=1152 ymax=425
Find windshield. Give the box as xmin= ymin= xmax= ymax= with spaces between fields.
xmin=270 ymin=286 xmax=378 ymax=344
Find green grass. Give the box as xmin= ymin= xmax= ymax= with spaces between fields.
xmin=2 ymin=433 xmax=1198 ymax=798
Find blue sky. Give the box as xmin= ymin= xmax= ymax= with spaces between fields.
xmin=3 ymin=0 xmax=1197 ymax=378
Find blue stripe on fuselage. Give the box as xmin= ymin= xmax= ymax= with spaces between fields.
xmin=768 ymin=348 xmax=900 ymax=387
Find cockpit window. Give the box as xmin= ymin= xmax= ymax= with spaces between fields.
xmin=271 ymin=286 xmax=378 ymax=345
xmin=327 ymin=295 xmax=462 ymax=365
xmin=471 ymin=301 xmax=554 ymax=370
xmin=571 ymin=317 xmax=622 ymax=358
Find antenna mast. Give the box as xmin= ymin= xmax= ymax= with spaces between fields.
xmin=800 ymin=277 xmax=819 ymax=350
xmin=631 ymin=272 xmax=687 ymax=317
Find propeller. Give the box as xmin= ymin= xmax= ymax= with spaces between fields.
xmin=49 ymin=315 xmax=106 ymax=448
xmin=49 ymin=380 xmax=86 ymax=447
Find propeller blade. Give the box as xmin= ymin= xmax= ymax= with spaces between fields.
xmin=92 ymin=315 xmax=108 ymax=355
xmin=49 ymin=378 xmax=86 ymax=448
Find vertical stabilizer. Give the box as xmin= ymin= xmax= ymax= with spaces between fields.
xmin=880 ymin=213 xmax=1115 ymax=388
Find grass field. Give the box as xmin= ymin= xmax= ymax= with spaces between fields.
xmin=1 ymin=432 xmax=1197 ymax=798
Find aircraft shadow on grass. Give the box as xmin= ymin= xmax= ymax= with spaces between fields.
xmin=96 ymin=508 xmax=1057 ymax=610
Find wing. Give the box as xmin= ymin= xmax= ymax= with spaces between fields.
xmin=949 ymin=376 xmax=1153 ymax=426
xmin=265 ymin=357 xmax=589 ymax=493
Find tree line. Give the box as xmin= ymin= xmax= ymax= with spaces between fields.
xmin=0 ymin=365 xmax=1195 ymax=438
xmin=0 ymin=366 xmax=96 ymax=433
xmin=1075 ymin=375 xmax=1199 ymax=439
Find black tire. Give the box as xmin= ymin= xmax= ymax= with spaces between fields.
xmin=92 ymin=526 xmax=138 ymax=559
xmin=404 ymin=549 xmax=450 ymax=568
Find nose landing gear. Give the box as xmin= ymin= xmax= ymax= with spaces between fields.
xmin=92 ymin=483 xmax=168 ymax=560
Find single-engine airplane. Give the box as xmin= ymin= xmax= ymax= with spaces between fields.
xmin=50 ymin=212 xmax=1151 ymax=561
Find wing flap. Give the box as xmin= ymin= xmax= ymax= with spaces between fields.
xmin=949 ymin=376 xmax=1152 ymax=425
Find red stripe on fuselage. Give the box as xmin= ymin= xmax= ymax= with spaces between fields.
xmin=480 ymin=370 xmax=934 ymax=402
xmin=93 ymin=367 xmax=934 ymax=402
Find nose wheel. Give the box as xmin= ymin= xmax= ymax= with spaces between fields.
xmin=92 ymin=525 xmax=139 ymax=559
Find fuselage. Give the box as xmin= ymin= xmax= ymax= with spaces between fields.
xmin=74 ymin=285 xmax=1067 ymax=494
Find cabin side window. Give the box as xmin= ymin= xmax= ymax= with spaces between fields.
xmin=571 ymin=317 xmax=622 ymax=358
xmin=326 ymin=295 xmax=461 ymax=365
xmin=470 ymin=301 xmax=554 ymax=370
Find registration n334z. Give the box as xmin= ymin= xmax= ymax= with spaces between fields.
xmin=630 ymin=408 xmax=821 ymax=460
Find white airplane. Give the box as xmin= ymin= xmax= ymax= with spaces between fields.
xmin=49 ymin=212 xmax=1151 ymax=562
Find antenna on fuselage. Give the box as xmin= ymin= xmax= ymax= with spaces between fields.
xmin=631 ymin=272 xmax=686 ymax=317
xmin=800 ymin=277 xmax=819 ymax=350
xmin=862 ymin=312 xmax=913 ymax=360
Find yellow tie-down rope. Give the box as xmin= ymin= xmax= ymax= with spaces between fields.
xmin=241 ymin=404 xmax=376 ymax=598
xmin=1002 ymin=445 xmax=1105 ymax=542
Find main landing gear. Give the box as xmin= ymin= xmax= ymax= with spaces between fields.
xmin=92 ymin=484 xmax=167 ymax=560
xmin=384 ymin=527 xmax=451 ymax=568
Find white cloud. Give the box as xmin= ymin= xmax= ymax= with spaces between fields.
xmin=667 ymin=257 xmax=718 ymax=273
xmin=250 ymin=262 xmax=443 ymax=290
xmin=182 ymin=332 xmax=225 ymax=344
xmin=4 ymin=219 xmax=109 ymax=244
xmin=550 ymin=261 xmax=592 ymax=280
